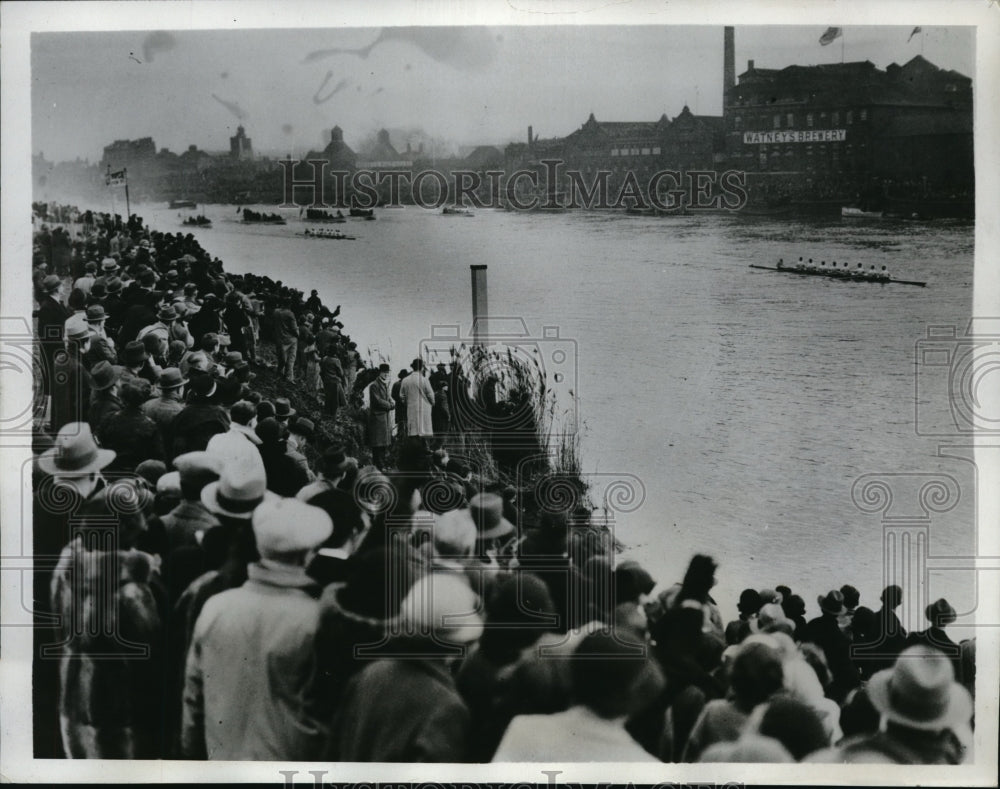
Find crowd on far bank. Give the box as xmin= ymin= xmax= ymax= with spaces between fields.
xmin=28 ymin=203 xmax=977 ymax=766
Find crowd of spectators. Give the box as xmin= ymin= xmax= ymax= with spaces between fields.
xmin=29 ymin=204 xmax=977 ymax=764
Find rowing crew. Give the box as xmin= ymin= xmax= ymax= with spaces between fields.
xmin=305 ymin=228 xmax=349 ymax=239
xmin=778 ymin=257 xmax=890 ymax=279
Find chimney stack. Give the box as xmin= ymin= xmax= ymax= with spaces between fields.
xmin=724 ymin=27 xmax=735 ymax=95
xmin=528 ymin=125 xmax=533 ymax=147
xmin=748 ymin=59 xmax=755 ymax=71
xmin=470 ymin=266 xmax=488 ymax=345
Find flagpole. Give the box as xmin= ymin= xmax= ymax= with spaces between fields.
xmin=841 ymin=32 xmax=845 ymax=64
xmin=124 ymin=167 xmax=131 ymax=220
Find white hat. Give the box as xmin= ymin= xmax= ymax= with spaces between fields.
xmin=252 ymin=498 xmax=332 ymax=557
xmin=206 ymin=431 xmax=261 ymax=469
xmin=867 ymin=645 xmax=972 ymax=731
xmin=201 ymin=453 xmax=276 ymax=520
xmin=397 ymin=572 xmax=483 ymax=645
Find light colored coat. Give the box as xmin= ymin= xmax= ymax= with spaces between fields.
xmin=399 ymin=370 xmax=435 ymax=437
xmin=181 ymin=561 xmax=327 ymax=760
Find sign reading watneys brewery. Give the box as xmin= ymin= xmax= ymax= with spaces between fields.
xmin=743 ymin=129 xmax=847 ymax=144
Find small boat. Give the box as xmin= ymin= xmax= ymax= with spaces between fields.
xmin=842 ymin=206 xmax=884 ymax=219
xmin=442 ymin=207 xmax=474 ymax=217
xmin=169 ymin=199 xmax=197 ymax=209
xmin=302 ymin=229 xmax=356 ymax=240
xmin=749 ymin=260 xmax=925 ymax=287
xmin=182 ymin=215 xmax=212 ymax=227
xmin=349 ymin=207 xmax=375 ymax=218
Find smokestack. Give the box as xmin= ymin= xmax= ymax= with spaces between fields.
xmin=748 ymin=59 xmax=755 ymax=71
xmin=470 ymin=265 xmax=488 ymax=345
xmin=724 ymin=27 xmax=735 ymax=95
xmin=528 ymin=125 xmax=533 ymax=147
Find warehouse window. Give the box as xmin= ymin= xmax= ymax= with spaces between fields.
xmin=734 ymin=116 xmax=743 ymax=130
xmin=641 ymin=147 xmax=650 ymax=155
xmin=787 ymin=113 xmax=794 ymax=127
xmin=846 ymin=110 xmax=853 ymax=124
xmin=773 ymin=114 xmax=781 ymax=129
xmin=832 ymin=111 xmax=839 ymax=125
xmin=806 ymin=113 xmax=814 ymax=127
xmin=860 ymin=109 xmax=868 ymax=121
xmin=652 ymin=146 xmax=661 ymax=155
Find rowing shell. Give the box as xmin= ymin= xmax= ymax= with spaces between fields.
xmin=749 ymin=264 xmax=926 ymax=287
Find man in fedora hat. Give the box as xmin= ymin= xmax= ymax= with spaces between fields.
xmin=271 ymin=296 xmax=299 ymax=382
xmin=34 ymin=273 xmax=70 ymax=399
xmin=273 ymin=396 xmax=296 ymax=425
xmin=32 ymin=420 xmax=120 ymax=756
xmin=86 ymin=360 xmax=123 ymax=437
xmin=367 ymin=364 xmax=395 ymax=469
xmin=906 ymin=598 xmax=963 ymax=682
xmin=138 ymin=303 xmax=194 ymax=349
xmin=50 ymin=318 xmax=95 ymax=433
xmin=296 ymin=445 xmax=358 ymax=505
xmin=142 ymin=367 xmax=188 ymax=446
xmin=803 ymin=589 xmax=860 ymax=703
xmin=182 ymin=498 xmax=331 ymax=760
xmin=809 ymin=646 xmax=972 ymax=764
xmin=119 ymin=339 xmax=159 ymax=388
xmin=169 ymin=374 xmax=230 ymax=459
xmin=83 ymin=303 xmax=117 ymax=367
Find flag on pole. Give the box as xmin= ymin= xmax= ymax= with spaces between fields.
xmin=106 ymin=168 xmax=127 ymax=188
xmin=819 ymin=27 xmax=842 ymax=46
xmin=908 ymin=26 xmax=922 ymax=43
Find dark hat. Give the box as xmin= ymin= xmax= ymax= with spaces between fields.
xmin=85 ymin=304 xmax=108 ymax=322
xmin=164 ymin=269 xmax=179 ymax=282
xmin=321 ymin=445 xmax=355 ymax=475
xmin=274 ymin=397 xmax=296 ymax=419
xmin=223 ymin=351 xmax=244 ymax=366
xmin=738 ymin=588 xmax=764 ymax=616
xmin=89 ymin=360 xmax=121 ymax=391
xmin=867 ymin=645 xmax=972 ymax=731
xmin=84 ymin=260 xmax=98 ymax=272
xmin=925 ymin=598 xmax=957 ymax=627
xmin=37 ymin=422 xmax=116 ymax=476
xmin=124 ymin=340 xmax=149 ymax=365
xmin=817 ymin=589 xmax=846 ymax=616
xmin=156 ymin=304 xmax=179 ymax=322
xmin=157 ymin=367 xmax=187 ymax=390
xmin=290 ymin=417 xmax=315 ymax=438
xmin=378 ymin=363 xmax=392 ymax=373
xmin=101 ymin=258 xmax=119 ymax=272
xmin=254 ymin=416 xmax=283 ymax=445
xmin=42 ymin=274 xmax=61 ymax=292
xmin=189 ymin=374 xmax=218 ymax=399
xmin=105 ymin=276 xmax=124 ymax=294
xmin=138 ymin=269 xmax=157 ymax=287
xmin=90 ymin=281 xmax=108 ymax=298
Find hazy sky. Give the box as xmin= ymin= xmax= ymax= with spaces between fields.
xmin=31 ymin=25 xmax=975 ymax=162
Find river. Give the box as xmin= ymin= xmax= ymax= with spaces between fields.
xmin=141 ymin=202 xmax=977 ymax=632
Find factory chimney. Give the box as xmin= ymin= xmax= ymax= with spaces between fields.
xmin=724 ymin=26 xmax=735 ymax=96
